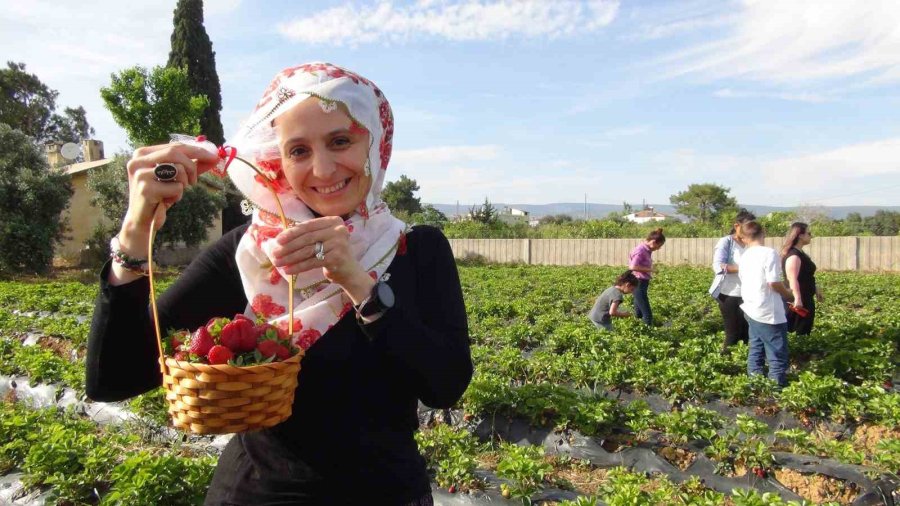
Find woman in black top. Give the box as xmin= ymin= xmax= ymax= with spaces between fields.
xmin=86 ymin=63 xmax=472 ymax=505
xmin=781 ymin=222 xmax=822 ymax=335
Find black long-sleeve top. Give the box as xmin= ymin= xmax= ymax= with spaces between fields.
xmin=86 ymin=224 xmax=472 ymax=504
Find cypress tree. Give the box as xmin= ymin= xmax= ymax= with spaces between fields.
xmin=168 ymin=0 xmax=248 ymax=231
xmin=167 ymin=0 xmax=223 ymax=144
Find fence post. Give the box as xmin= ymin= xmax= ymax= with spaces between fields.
xmin=853 ymin=236 xmax=860 ymax=271
xmin=523 ymin=239 xmax=531 ymax=264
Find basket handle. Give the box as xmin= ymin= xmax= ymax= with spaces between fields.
xmin=148 ymin=156 xmax=296 ymax=375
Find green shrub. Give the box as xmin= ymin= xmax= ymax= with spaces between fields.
xmin=0 ymin=124 xmax=73 ymax=275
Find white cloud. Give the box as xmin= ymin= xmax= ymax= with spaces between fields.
xmin=278 ymin=0 xmax=619 ymax=45
xmin=712 ymin=88 xmax=831 ymax=103
xmin=627 ymin=0 xmax=735 ymax=41
xmin=761 ymin=138 xmax=900 ymax=196
xmin=660 ymin=0 xmax=900 ymax=87
xmin=391 ymin=145 xmax=501 ymax=166
xmin=645 ymin=139 xmax=900 ymax=206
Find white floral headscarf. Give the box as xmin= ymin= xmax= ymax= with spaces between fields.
xmin=226 ymin=62 xmax=406 ymax=350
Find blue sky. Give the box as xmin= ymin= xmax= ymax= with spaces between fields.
xmin=2 ymin=0 xmax=899 ymax=207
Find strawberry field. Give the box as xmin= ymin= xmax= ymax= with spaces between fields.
xmin=1 ymin=265 xmax=898 ymax=505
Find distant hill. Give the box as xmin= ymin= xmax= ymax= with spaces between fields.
xmin=428 ymin=203 xmax=900 ymax=220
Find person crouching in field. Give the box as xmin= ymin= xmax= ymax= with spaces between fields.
xmin=588 ymin=271 xmax=639 ymax=331
xmin=738 ymin=221 xmax=795 ymax=388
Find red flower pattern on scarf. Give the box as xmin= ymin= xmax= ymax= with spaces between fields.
xmin=276 ymin=318 xmax=303 ymax=339
xmin=251 ymin=225 xmax=281 ymax=248
xmin=378 ymin=100 xmax=394 ymax=169
xmin=258 ymin=209 xmax=282 ymax=226
xmin=251 ymin=294 xmax=286 ymax=318
xmin=297 ymin=329 xmax=322 ymax=350
xmin=397 ymin=232 xmax=407 ymax=256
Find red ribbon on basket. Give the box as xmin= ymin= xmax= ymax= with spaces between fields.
xmin=177 ymin=134 xmax=238 ymax=178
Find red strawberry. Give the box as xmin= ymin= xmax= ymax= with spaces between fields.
xmin=221 ymin=319 xmax=256 ymax=352
xmin=448 ymin=485 xmax=456 ymax=494
xmin=257 ymin=340 xmax=280 ymax=359
xmin=254 ymin=323 xmax=279 ymax=341
xmin=236 ymin=320 xmax=258 ymax=351
xmin=207 ymin=345 xmax=233 ymax=365
xmin=275 ymin=343 xmax=291 ymax=360
xmin=174 ymin=351 xmax=189 ymax=361
xmin=233 ymin=313 xmax=252 ymax=323
xmin=205 ymin=317 xmax=229 ymax=338
xmin=189 ymin=326 xmax=215 ymax=356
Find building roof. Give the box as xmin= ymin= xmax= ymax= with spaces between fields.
xmin=630 ymin=209 xmax=668 ymax=218
xmin=63 ymin=158 xmax=114 ymax=176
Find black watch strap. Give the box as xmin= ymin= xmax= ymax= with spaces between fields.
xmin=357 ymin=280 xmax=395 ymax=317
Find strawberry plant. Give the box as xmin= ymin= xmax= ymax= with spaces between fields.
xmin=495 ymin=443 xmax=552 ymax=503
xmin=657 ymin=406 xmax=723 ymax=444
xmin=101 ymin=451 xmax=215 ymax=506
xmin=415 ymin=424 xmax=481 ymax=490
xmin=778 ymin=371 xmax=849 ymax=420
xmin=873 ymin=438 xmax=900 ymax=474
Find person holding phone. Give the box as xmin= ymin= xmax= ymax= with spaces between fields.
xmin=86 ymin=62 xmax=472 ymax=505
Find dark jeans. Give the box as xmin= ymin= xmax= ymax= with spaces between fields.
xmin=633 ymin=279 xmax=652 ymax=326
xmin=717 ymin=293 xmax=748 ymax=348
xmin=745 ymin=315 xmax=789 ymax=387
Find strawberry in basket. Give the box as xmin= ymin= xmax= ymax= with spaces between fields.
xmin=165 ymin=314 xmax=300 ymax=367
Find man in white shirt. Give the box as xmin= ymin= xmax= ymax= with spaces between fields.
xmin=738 ymin=221 xmax=794 ymax=387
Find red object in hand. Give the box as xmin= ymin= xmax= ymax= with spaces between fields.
xmin=788 ymin=303 xmax=809 ymax=317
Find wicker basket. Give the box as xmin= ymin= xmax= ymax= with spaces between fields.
xmin=160 ymin=354 xmax=301 ymax=434
xmin=148 ymin=154 xmax=303 ymax=435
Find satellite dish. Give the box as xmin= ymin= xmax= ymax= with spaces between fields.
xmin=60 ymin=142 xmax=81 ymax=161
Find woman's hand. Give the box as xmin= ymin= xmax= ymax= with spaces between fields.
xmin=122 ymin=143 xmax=219 ymax=242
xmin=109 ymin=143 xmax=219 ymax=285
xmin=271 ymin=217 xmax=375 ymax=304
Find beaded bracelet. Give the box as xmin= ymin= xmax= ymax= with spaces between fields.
xmin=109 ymin=235 xmax=150 ymax=276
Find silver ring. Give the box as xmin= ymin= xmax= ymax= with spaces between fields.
xmin=314 ymin=241 xmax=325 ymax=261
xmin=154 ymin=163 xmax=178 ymax=182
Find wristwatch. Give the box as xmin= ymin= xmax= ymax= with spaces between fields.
xmin=356 ymin=280 xmax=395 ymax=317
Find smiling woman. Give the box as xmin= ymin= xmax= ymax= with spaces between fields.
xmin=85 ymin=62 xmax=472 ymax=506
xmin=275 ymin=98 xmax=371 ymax=219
